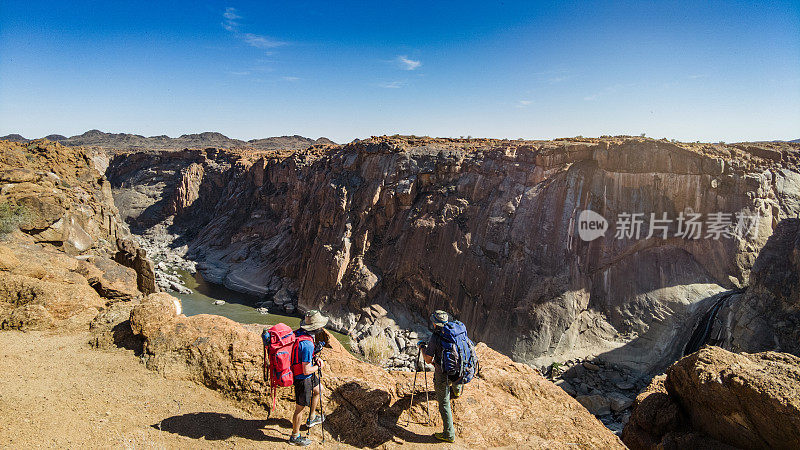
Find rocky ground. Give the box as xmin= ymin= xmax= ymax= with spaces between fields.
xmin=0 ymin=330 xmax=295 ymax=449
xmin=545 ymin=357 xmax=649 ymax=434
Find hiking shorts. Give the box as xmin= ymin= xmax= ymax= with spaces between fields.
xmin=294 ymin=373 xmax=320 ymax=407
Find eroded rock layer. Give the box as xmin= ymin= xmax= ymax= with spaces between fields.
xmin=107 ymin=136 xmax=800 ymax=374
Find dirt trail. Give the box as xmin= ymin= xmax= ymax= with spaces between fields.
xmin=0 ymin=331 xmax=369 ymax=449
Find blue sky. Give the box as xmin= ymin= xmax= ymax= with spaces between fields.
xmin=1 ymin=1 xmax=798 ymax=143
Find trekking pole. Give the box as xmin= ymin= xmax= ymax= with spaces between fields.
xmin=318 ymin=362 xmax=325 ymax=444
xmin=423 ymin=350 xmax=431 ymax=425
xmin=404 ymin=349 xmax=421 ymax=427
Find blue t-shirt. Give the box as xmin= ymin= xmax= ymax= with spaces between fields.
xmin=294 ymin=330 xmax=314 ymax=380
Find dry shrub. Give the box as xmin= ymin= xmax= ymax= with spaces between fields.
xmin=357 ymin=334 xmax=392 ymax=366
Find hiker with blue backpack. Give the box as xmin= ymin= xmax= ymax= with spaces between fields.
xmin=420 ymin=310 xmax=479 ymax=444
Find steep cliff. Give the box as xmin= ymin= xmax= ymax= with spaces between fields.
xmin=107 ymin=136 xmax=800 ymax=375
xmin=704 ymin=217 xmax=800 ymax=355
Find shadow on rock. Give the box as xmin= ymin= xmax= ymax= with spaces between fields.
xmin=326 ymin=381 xmax=438 ymax=446
xmin=152 ymin=412 xmax=290 ymax=443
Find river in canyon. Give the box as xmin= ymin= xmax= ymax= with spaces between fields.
xmin=167 ymin=270 xmax=351 ymax=347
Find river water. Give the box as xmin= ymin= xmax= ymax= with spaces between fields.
xmin=167 ymin=270 xmax=351 ymax=347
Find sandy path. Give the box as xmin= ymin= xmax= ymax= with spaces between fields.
xmin=0 ymin=331 xmax=345 ymax=449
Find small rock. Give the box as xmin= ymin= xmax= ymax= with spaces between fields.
xmin=614 ymin=381 xmax=635 ymax=390
xmin=607 ymin=392 xmax=633 ymax=412
xmin=213 ymin=300 xmax=225 ymax=306
xmin=583 ymin=361 xmax=601 ymax=372
xmin=576 ymin=394 xmax=611 ymax=416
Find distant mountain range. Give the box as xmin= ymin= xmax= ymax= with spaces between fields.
xmin=0 ymin=130 xmax=336 ymax=152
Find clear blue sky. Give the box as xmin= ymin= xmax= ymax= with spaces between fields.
xmin=1 ymin=1 xmax=798 ymax=143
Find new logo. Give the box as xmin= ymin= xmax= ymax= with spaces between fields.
xmin=577 ymin=209 xmax=608 ymax=241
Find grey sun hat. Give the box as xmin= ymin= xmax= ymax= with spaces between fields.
xmin=429 ymin=310 xmax=449 ymax=327
xmin=300 ymin=310 xmax=329 ymax=332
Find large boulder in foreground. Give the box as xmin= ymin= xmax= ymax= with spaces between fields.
xmin=622 ymin=346 xmax=800 ymax=449
xmin=129 ymin=294 xmax=624 ymax=448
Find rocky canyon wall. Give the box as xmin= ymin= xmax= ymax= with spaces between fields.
xmin=107 ymin=137 xmax=800 ymax=374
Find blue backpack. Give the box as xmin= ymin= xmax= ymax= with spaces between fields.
xmin=439 ymin=320 xmax=479 ymax=384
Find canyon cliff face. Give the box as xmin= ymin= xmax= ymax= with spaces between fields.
xmin=705 ymin=217 xmax=800 ymax=356
xmin=107 ymin=136 xmax=800 ymax=374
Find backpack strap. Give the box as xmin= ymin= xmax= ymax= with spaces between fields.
xmin=292 ymin=334 xmax=314 ymax=376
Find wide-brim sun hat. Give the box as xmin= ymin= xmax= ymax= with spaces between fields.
xmin=300 ymin=310 xmax=329 ymax=331
xmin=430 ymin=310 xmax=449 ymax=327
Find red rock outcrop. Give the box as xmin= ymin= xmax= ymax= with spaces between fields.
xmin=622 ymin=346 xmax=800 ymax=449
xmin=0 ymin=240 xmax=132 ymax=330
xmin=0 ymin=139 xmax=157 ymax=329
xmin=127 ymin=293 xmax=624 ymax=448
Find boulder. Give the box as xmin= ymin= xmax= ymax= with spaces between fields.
xmin=576 ymin=394 xmax=611 ymax=416
xmin=77 ymin=256 xmax=141 ymax=301
xmin=0 ymin=242 xmax=108 ymax=330
xmin=89 ymin=301 xmax=141 ymax=350
xmin=607 ymin=392 xmax=633 ymax=412
xmin=115 ymin=238 xmax=157 ymax=294
xmin=666 ymin=347 xmax=800 ymax=449
xmin=622 ymin=347 xmax=800 ymax=449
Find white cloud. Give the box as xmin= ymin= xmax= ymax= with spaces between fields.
xmin=516 ymin=100 xmax=532 ymax=108
xmin=222 ymin=7 xmax=288 ymax=53
xmin=378 ymin=81 xmax=406 ymax=89
xmin=282 ymin=76 xmax=300 ymax=82
xmin=222 ymin=7 xmax=240 ymax=32
xmin=397 ymin=55 xmax=421 ymax=71
xmin=242 ymin=33 xmax=287 ymax=49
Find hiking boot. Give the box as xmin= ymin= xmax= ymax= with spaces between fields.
xmin=306 ymin=414 xmax=325 ymax=428
xmin=433 ymin=432 xmax=455 ymax=443
xmin=289 ymin=434 xmax=312 ymax=446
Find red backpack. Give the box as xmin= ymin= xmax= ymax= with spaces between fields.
xmin=263 ymin=323 xmax=296 ymax=411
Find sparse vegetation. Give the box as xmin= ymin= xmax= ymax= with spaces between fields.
xmin=0 ymin=202 xmax=31 ymax=236
xmin=353 ymin=334 xmax=393 ymax=366
xmin=549 ymin=361 xmax=563 ymax=377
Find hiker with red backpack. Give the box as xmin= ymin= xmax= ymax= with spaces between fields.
xmin=289 ymin=310 xmax=328 ymax=446
xmin=263 ymin=310 xmax=329 ymax=447
xmin=420 ymin=310 xmax=479 ymax=444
